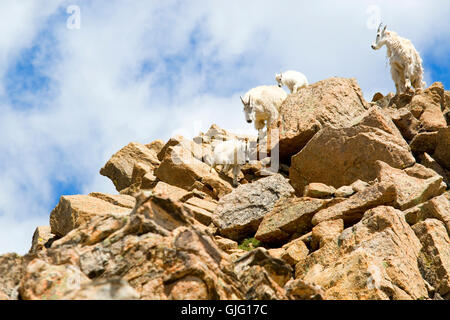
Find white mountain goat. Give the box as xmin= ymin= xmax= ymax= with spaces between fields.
xmin=240 ymin=85 xmax=288 ymax=140
xmin=371 ymin=23 xmax=426 ymax=94
xmin=275 ymin=70 xmax=308 ymax=93
xmin=209 ymin=139 xmax=250 ymax=186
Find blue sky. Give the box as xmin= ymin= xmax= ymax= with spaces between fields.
xmin=0 ymin=0 xmax=449 ymax=254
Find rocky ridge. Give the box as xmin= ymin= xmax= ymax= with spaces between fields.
xmin=1 ymin=77 xmax=449 ymax=300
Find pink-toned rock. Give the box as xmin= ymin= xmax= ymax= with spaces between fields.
xmin=100 ymin=142 xmax=160 ymax=191
xmin=289 ymin=107 xmax=415 ymax=195
xmin=297 ymin=206 xmax=428 ymax=300
xmin=274 ymin=77 xmax=369 ymax=162
xmin=155 ymin=143 xmax=232 ymax=199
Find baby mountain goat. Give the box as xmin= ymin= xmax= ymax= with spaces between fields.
xmin=275 ymin=70 xmax=308 ymax=94
xmin=240 ymin=85 xmax=287 ymax=140
xmin=209 ymin=139 xmax=250 ymax=187
xmin=371 ymin=23 xmax=426 ymax=94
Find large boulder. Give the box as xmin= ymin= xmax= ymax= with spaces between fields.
xmin=100 ymin=142 xmax=160 ymax=192
xmin=212 ymin=174 xmax=295 ymax=241
xmin=50 ymin=195 xmax=130 ymax=237
xmin=155 ymin=140 xmax=233 ymax=199
xmin=296 ymin=206 xmax=428 ymax=300
xmin=289 ymin=107 xmax=415 ymax=195
xmin=274 ymin=77 xmax=369 ymax=162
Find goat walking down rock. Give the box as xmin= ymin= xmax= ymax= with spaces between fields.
xmin=371 ymin=23 xmax=426 ymax=94
xmin=240 ymin=85 xmax=287 ymax=140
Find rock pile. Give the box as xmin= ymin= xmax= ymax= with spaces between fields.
xmin=1 ymin=77 xmax=449 ymax=300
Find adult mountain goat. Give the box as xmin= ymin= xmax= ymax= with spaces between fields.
xmin=209 ymin=139 xmax=250 ymax=187
xmin=240 ymin=85 xmax=287 ymax=140
xmin=371 ymin=23 xmax=426 ymax=94
xmin=275 ymin=70 xmax=308 ymax=93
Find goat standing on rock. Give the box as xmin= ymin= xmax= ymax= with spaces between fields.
xmin=275 ymin=70 xmax=308 ymax=93
xmin=240 ymin=85 xmax=287 ymax=140
xmin=371 ymin=23 xmax=426 ymax=94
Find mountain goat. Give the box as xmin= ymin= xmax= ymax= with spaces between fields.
xmin=240 ymin=85 xmax=287 ymax=140
xmin=275 ymin=70 xmax=308 ymax=93
xmin=209 ymin=139 xmax=250 ymax=187
xmin=371 ymin=23 xmax=426 ymax=94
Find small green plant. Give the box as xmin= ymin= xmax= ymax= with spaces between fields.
xmin=238 ymin=238 xmax=261 ymax=251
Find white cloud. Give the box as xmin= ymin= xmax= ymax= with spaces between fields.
xmin=0 ymin=0 xmax=449 ymax=254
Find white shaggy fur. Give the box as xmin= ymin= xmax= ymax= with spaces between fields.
xmin=371 ymin=24 xmax=426 ymax=94
xmin=275 ymin=70 xmax=308 ymax=93
xmin=209 ymin=139 xmax=250 ymax=186
xmin=240 ymin=85 xmax=288 ymax=139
